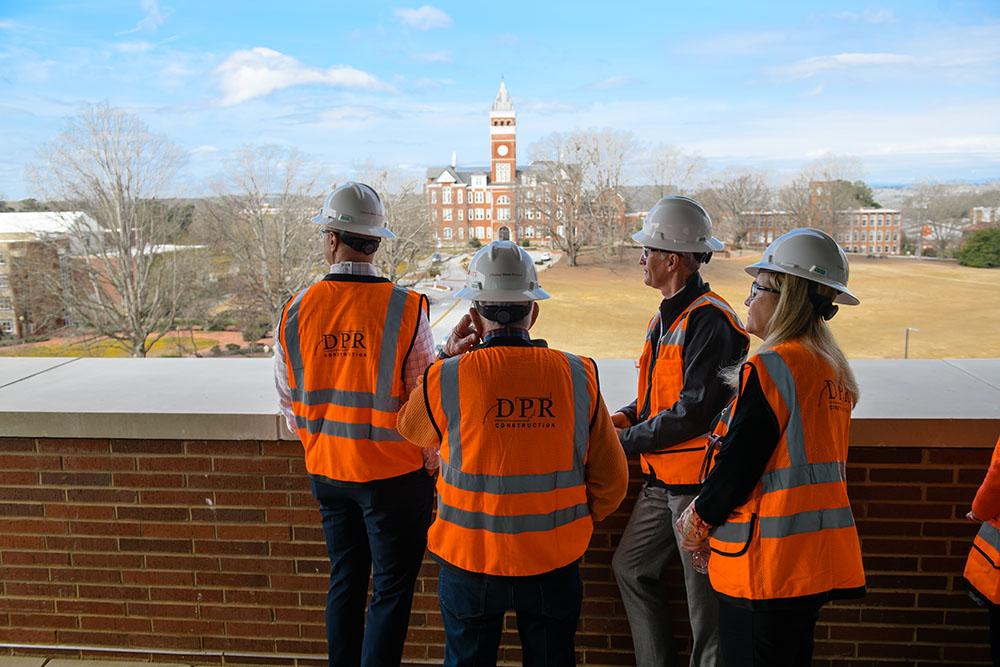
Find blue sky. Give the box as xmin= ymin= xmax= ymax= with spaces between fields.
xmin=1 ymin=1 xmax=998 ymax=199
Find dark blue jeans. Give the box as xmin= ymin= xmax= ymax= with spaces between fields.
xmin=311 ymin=469 xmax=434 ymax=667
xmin=437 ymin=560 xmax=582 ymax=667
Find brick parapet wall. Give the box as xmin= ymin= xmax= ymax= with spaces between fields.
xmin=0 ymin=436 xmax=993 ymax=665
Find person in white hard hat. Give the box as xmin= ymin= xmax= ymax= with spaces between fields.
xmin=611 ymin=196 xmax=749 ymax=667
xmin=676 ymin=228 xmax=866 ymax=666
xmin=274 ymin=181 xmax=438 ymax=667
xmin=397 ymin=240 xmax=628 ymax=666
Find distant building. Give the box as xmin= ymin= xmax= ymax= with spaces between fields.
xmin=0 ymin=212 xmax=93 ymax=337
xmin=740 ymin=183 xmax=904 ymax=255
xmin=425 ymin=81 xmax=530 ymax=244
xmin=424 ymin=82 xmax=635 ymax=246
xmin=970 ymin=206 xmax=1000 ymax=226
xmin=837 ymin=208 xmax=903 ymax=255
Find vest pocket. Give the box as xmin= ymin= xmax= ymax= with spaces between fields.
xmin=710 ymin=513 xmax=756 ymax=558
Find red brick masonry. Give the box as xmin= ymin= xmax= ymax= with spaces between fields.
xmin=0 ymin=436 xmax=993 ymax=665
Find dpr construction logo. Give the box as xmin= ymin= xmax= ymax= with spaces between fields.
xmin=318 ymin=329 xmax=367 ymax=359
xmin=485 ymin=394 xmax=557 ymax=430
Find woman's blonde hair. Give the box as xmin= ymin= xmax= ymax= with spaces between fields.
xmin=724 ymin=271 xmax=859 ymax=406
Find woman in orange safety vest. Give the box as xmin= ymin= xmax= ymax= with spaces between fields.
xmin=963 ymin=434 xmax=1000 ymax=665
xmin=677 ymin=228 xmax=867 ymax=667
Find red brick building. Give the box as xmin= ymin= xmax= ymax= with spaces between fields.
xmin=425 ymin=82 xmax=564 ymax=245
xmin=741 ymin=183 xmax=904 ymax=255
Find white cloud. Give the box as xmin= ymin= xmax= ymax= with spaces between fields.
xmin=828 ymin=9 xmax=896 ymax=24
xmin=394 ymin=6 xmax=453 ymax=30
xmin=776 ymin=52 xmax=915 ymax=80
xmin=116 ymin=41 xmax=155 ymax=53
xmin=213 ymin=47 xmax=397 ymax=106
xmin=588 ymin=75 xmax=637 ymax=91
xmin=120 ymin=0 xmax=167 ymax=34
xmin=803 ymin=83 xmax=825 ymax=97
xmin=413 ymin=51 xmax=451 ymax=63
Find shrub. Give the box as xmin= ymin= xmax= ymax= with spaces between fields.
xmin=468 ymin=237 xmax=482 ymax=249
xmin=520 ymin=239 xmax=531 ymax=247
xmin=957 ymin=228 xmax=1000 ymax=268
xmin=226 ymin=343 xmax=241 ymax=352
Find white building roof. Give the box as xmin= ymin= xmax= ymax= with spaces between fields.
xmin=0 ymin=211 xmax=98 ymax=238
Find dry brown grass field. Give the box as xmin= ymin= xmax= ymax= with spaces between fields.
xmin=531 ymin=250 xmax=1000 ymax=360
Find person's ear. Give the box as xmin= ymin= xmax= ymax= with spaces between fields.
xmin=527 ymin=302 xmax=539 ymax=330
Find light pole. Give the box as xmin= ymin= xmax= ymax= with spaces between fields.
xmin=904 ymin=327 xmax=919 ymax=359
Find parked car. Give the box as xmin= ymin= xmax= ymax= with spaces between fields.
xmin=540 ymin=252 xmax=552 ymax=262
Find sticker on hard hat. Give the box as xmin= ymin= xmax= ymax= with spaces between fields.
xmin=812 ymin=266 xmax=827 ymax=275
xmin=339 ymin=214 xmax=352 ymax=222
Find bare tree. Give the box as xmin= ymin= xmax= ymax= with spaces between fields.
xmin=204 ymin=146 xmax=321 ymax=337
xmin=356 ymin=163 xmax=431 ymax=286
xmin=26 ymin=103 xmax=196 ymax=357
xmin=698 ymin=169 xmax=772 ymax=247
xmin=775 ymin=156 xmax=867 ymax=237
xmin=643 ymin=143 xmax=707 ymax=198
xmin=526 ymin=129 xmax=637 ymax=266
xmin=903 ymin=182 xmax=972 ymax=257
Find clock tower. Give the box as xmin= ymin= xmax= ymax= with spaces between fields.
xmin=489 ymin=81 xmax=516 ymax=185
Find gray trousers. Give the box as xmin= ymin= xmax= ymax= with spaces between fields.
xmin=612 ymin=484 xmax=721 ymax=667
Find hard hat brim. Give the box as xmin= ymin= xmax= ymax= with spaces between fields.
xmin=631 ymin=230 xmax=724 ymax=253
xmin=455 ymin=286 xmax=551 ymax=302
xmin=311 ymin=214 xmax=397 ymax=239
xmin=745 ymin=264 xmax=860 ymax=306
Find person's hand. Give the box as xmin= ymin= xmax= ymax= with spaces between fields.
xmin=441 ymin=311 xmax=481 ymax=357
xmin=611 ymin=412 xmax=630 ymax=430
xmin=675 ymin=498 xmax=710 ymax=553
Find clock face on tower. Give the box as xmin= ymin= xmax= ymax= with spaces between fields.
xmin=496 ymin=144 xmax=509 ymax=156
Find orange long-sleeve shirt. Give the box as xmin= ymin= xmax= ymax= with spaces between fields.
xmin=972 ymin=436 xmax=1000 ymax=521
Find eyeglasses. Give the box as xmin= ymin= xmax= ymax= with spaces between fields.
xmin=641 ymin=247 xmax=670 ymax=259
xmin=749 ymin=282 xmax=781 ymax=300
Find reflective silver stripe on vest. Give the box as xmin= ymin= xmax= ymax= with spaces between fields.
xmin=438 ymin=501 xmax=590 ymax=534
xmin=441 ymin=464 xmax=584 ymax=494
xmin=440 ymin=356 xmax=463 ymax=470
xmin=711 ymin=519 xmax=752 ymax=544
xmin=286 ymin=286 xmax=409 ymax=413
xmin=375 ymin=287 xmax=410 ymax=407
xmin=283 ymin=291 xmax=307 ymax=389
xmin=978 ymin=521 xmax=1000 ymax=552
xmin=758 ymin=506 xmax=855 ymax=538
xmin=761 ymin=460 xmax=846 ymax=494
xmin=290 ymin=386 xmax=402 ymax=412
xmin=565 ymin=352 xmax=591 ymax=472
xmin=759 ymin=350 xmax=808 ymax=468
xmin=293 ymin=415 xmax=406 ymax=442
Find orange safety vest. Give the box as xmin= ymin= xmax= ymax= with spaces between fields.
xmin=964 ymin=437 xmax=1000 ymax=604
xmin=636 ymin=292 xmax=747 ymax=485
xmin=278 ymin=276 xmax=428 ymax=484
xmin=422 ymin=345 xmax=600 ymax=577
xmin=707 ymin=340 xmax=866 ymax=603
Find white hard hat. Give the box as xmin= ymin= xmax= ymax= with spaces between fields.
xmin=632 ymin=196 xmax=724 ymax=253
xmin=311 ymin=181 xmax=396 ymax=239
xmin=745 ymin=228 xmax=859 ymax=305
xmin=455 ymin=241 xmax=551 ymax=302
